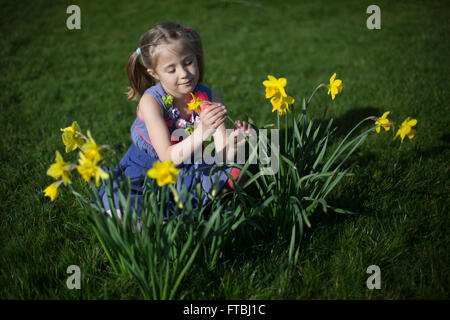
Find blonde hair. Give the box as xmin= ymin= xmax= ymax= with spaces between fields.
xmin=125 ymin=21 xmax=205 ymax=100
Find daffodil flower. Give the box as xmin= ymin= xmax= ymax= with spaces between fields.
xmin=147 ymin=160 xmax=180 ymax=187
xmin=44 ymin=182 xmax=62 ymax=201
xmin=375 ymin=111 xmax=392 ymax=133
xmin=327 ymin=73 xmax=343 ymax=100
xmin=77 ymin=152 xmax=108 ymax=186
xmin=80 ymin=130 xmax=103 ymax=163
xmin=394 ymin=117 xmax=417 ymax=143
xmin=187 ymin=91 xmax=211 ymax=114
xmin=262 ymin=75 xmax=287 ymax=99
xmin=61 ymin=121 xmax=84 ymax=152
xmin=47 ymin=150 xmax=72 ymax=185
xmin=187 ymin=93 xmax=201 ymax=113
xmin=270 ymin=93 xmax=295 ymax=116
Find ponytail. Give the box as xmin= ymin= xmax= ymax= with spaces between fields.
xmin=125 ymin=50 xmax=155 ymax=101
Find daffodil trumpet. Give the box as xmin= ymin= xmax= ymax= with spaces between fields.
xmin=365 ymin=114 xmax=396 ymax=134
xmin=43 ymin=180 xmax=64 ymax=201
xmin=375 ymin=122 xmax=394 ymax=133
xmin=75 ymin=132 xmax=115 ymax=153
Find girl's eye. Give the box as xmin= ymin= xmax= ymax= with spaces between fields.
xmin=185 ymin=60 xmax=192 ymax=65
xmin=167 ymin=69 xmax=175 ymax=73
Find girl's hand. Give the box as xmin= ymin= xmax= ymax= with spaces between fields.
xmin=230 ymin=119 xmax=253 ymax=147
xmin=199 ymin=103 xmax=227 ymax=131
xmin=232 ymin=120 xmax=251 ymax=134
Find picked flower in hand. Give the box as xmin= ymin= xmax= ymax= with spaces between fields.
xmin=187 ymin=91 xmax=211 ymax=114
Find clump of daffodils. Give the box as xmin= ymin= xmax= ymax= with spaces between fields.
xmin=44 ymin=121 xmax=109 ymax=201
xmin=262 ymin=73 xmax=417 ymax=143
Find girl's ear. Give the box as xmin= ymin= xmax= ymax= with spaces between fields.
xmin=147 ymin=68 xmax=159 ymax=80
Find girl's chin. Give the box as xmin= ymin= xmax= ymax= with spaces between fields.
xmin=178 ymin=84 xmax=196 ymax=95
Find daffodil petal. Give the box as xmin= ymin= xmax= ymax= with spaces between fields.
xmin=381 ymin=111 xmax=390 ymax=119
xmin=330 ymin=73 xmax=336 ymax=84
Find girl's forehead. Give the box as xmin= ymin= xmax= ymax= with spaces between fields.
xmin=154 ymin=40 xmax=193 ymax=64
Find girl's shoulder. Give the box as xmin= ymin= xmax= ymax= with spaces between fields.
xmin=140 ymin=82 xmax=169 ymax=116
xmin=143 ymin=82 xmax=166 ymax=102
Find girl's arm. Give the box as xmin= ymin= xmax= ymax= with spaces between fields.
xmin=140 ymin=93 xmax=226 ymax=165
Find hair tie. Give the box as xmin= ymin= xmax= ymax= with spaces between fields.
xmin=136 ymin=47 xmax=141 ymax=56
xmin=184 ymin=27 xmax=191 ymax=32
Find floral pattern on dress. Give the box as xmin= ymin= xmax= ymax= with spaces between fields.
xmin=166 ymin=105 xmax=200 ymax=130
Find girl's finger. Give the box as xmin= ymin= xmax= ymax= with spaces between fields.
xmin=202 ymin=104 xmax=223 ymax=116
xmin=209 ymin=109 xmax=227 ymax=124
xmin=212 ymin=116 xmax=226 ymax=129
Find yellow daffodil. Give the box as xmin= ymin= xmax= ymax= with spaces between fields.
xmin=187 ymin=91 xmax=211 ymax=114
xmin=187 ymin=93 xmax=202 ymax=113
xmin=147 ymin=160 xmax=180 ymax=187
xmin=47 ymin=151 xmax=72 ymax=185
xmin=80 ymin=130 xmax=103 ymax=163
xmin=375 ymin=111 xmax=392 ymax=133
xmin=394 ymin=117 xmax=417 ymax=143
xmin=262 ymin=75 xmax=287 ymax=99
xmin=271 ymin=93 xmax=295 ymax=116
xmin=327 ymin=73 xmax=343 ymax=100
xmin=77 ymin=152 xmax=108 ymax=186
xmin=61 ymin=121 xmax=84 ymax=152
xmin=44 ymin=183 xmax=60 ymax=201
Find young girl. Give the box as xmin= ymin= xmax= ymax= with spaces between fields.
xmin=101 ymin=21 xmax=250 ymax=217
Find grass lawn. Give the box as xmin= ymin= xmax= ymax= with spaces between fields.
xmin=0 ymin=0 xmax=448 ymax=299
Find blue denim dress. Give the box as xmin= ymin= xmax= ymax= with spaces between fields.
xmin=99 ymin=82 xmax=233 ymax=216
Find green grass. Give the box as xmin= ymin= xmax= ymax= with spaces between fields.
xmin=1 ymin=0 xmax=448 ymax=299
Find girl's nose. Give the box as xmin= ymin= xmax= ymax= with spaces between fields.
xmin=179 ymin=66 xmax=189 ymax=78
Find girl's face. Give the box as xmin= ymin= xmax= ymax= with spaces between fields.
xmin=147 ymin=39 xmax=200 ymax=99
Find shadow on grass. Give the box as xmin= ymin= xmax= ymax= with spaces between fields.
xmin=331 ymin=106 xmax=381 ymax=139
xmin=415 ymin=132 xmax=450 ymax=159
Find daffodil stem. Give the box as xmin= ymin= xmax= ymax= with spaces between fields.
xmin=292 ymin=103 xmax=295 ymax=156
xmin=306 ymin=83 xmax=328 ymax=106
xmin=285 ymin=113 xmax=288 ymax=154
xmin=160 ymin=186 xmax=165 ymax=220
xmin=277 ymin=112 xmax=281 ymax=192
xmin=226 ymin=115 xmax=235 ymax=127
xmin=277 ymin=112 xmax=280 ymax=131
